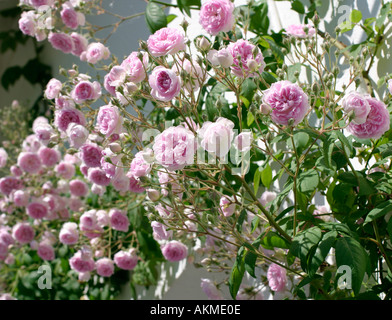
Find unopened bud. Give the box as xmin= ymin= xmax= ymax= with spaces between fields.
xmin=260 ymin=103 xmax=272 ymax=115
xmin=198 ymin=36 xmax=210 ymax=51
xmin=109 ymin=142 xmax=121 ymax=153
xmin=246 ymin=59 xmax=259 ymax=72
xmin=147 ymin=189 xmax=160 ymax=202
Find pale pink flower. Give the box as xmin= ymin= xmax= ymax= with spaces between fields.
xmin=55 ymin=161 xmax=76 ymax=179
xmin=199 ymin=0 xmax=235 ymax=35
xmin=96 ymin=258 xmax=114 ymax=277
xmin=37 ymin=241 xmax=55 ymax=261
xmin=219 ymin=195 xmax=236 ymax=217
xmin=96 ymin=105 xmax=123 ymax=137
xmin=285 ymin=24 xmax=316 ymax=38
xmin=48 ymin=32 xmax=74 ymax=54
xmin=17 ymin=151 xmax=42 ymax=174
xmin=69 ymin=249 xmax=95 ymax=273
xmin=149 ymin=66 xmax=181 ymax=102
xmin=151 ymin=221 xmax=172 ymax=241
xmin=161 ymin=240 xmax=188 ymax=262
xmin=147 ymin=27 xmax=186 ymax=57
xmin=45 ymin=78 xmax=62 ymax=99
xmin=120 ymin=51 xmax=148 ymax=83
xmin=82 ymin=42 xmax=110 ymax=64
xmin=79 ymin=143 xmax=102 ymax=168
xmin=88 ymin=168 xmax=111 ymax=186
xmin=66 ymin=123 xmax=89 ymax=149
xmin=38 ymin=147 xmax=60 ymax=167
xmin=153 ymin=126 xmax=195 ymax=171
xmin=69 ymin=179 xmax=88 ymax=197
xmin=71 ymin=80 xmax=101 ymax=103
xmin=0 ymin=177 xmax=23 ymax=196
xmin=342 ymin=92 xmax=371 ymax=125
xmin=71 ymin=32 xmax=88 ymax=56
xmin=61 ymin=2 xmax=85 ymax=29
xmin=114 ymin=249 xmax=138 ymax=270
xmin=267 ymin=263 xmax=287 ymax=292
xmin=59 ymin=222 xmax=79 ymax=245
xmin=12 ymin=222 xmax=35 ymax=244
xmin=27 ymin=200 xmax=48 ymax=219
xmin=109 ymin=209 xmax=129 ymax=232
xmin=54 ymin=107 xmax=86 ymax=131
xmin=201 ymin=278 xmax=224 ymax=300
xmin=262 ymin=80 xmax=310 ymax=126
xmin=129 ymin=150 xmax=152 ymax=178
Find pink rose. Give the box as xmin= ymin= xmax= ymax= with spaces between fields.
xmin=18 ymin=11 xmax=36 ymax=36
xmin=149 ymin=66 xmax=181 ymax=102
xmin=121 ymin=51 xmax=148 ymax=83
xmin=267 ymin=263 xmax=287 ymax=292
xmin=0 ymin=176 xmax=23 ymax=196
xmin=69 ymin=249 xmax=95 ymax=273
xmin=0 ymin=148 xmax=7 ymax=168
xmin=161 ymin=240 xmax=188 ymax=262
xmin=172 ymin=58 xmax=204 ymax=94
xmin=79 ymin=143 xmax=102 ymax=168
xmin=45 ymin=78 xmax=62 ymax=99
xmin=55 ymin=161 xmax=76 ymax=179
xmin=96 ymin=105 xmax=123 ymax=137
xmin=59 ymin=222 xmax=79 ymax=245
xmin=66 ymin=123 xmax=89 ymax=148
xmin=38 ymin=147 xmax=60 ymax=167
xmin=151 ymin=221 xmax=172 ymax=241
xmin=71 ymin=32 xmax=88 ymax=56
xmin=17 ymin=151 xmax=42 ymax=174
xmin=153 ymin=126 xmax=195 ymax=171
xmin=82 ymin=42 xmax=110 ymax=64
xmin=127 ymin=174 xmax=145 ymax=193
xmin=259 ymin=191 xmax=277 ymax=207
xmin=109 ymin=209 xmax=130 ymax=232
xmin=227 ymin=39 xmax=265 ymax=78
xmin=69 ymin=179 xmax=88 ymax=197
xmin=129 ymin=150 xmax=152 ymax=178
xmin=347 ymin=96 xmax=390 ymax=139
xmin=61 ymin=3 xmax=85 ymax=30
xmin=199 ymin=0 xmax=235 ymax=35
xmin=48 ymin=32 xmax=74 ymax=54
xmin=12 ymin=190 xmax=29 ymax=207
xmin=262 ymin=80 xmax=310 ymax=126
xmin=114 ymin=249 xmax=138 ymax=270
xmin=95 ymin=258 xmax=114 ymax=277
xmin=54 ymin=107 xmax=87 ymax=131
xmin=37 ymin=241 xmax=55 ymax=261
xmin=233 ymin=131 xmax=253 ymax=152
xmin=342 ymin=92 xmax=371 ymax=125
xmin=103 ymin=73 xmax=116 ymax=96
xmin=12 ymin=222 xmax=35 ymax=244
xmin=29 ymin=0 xmax=54 ymax=8
xmin=207 ymin=48 xmax=234 ymax=68
xmin=201 ymin=278 xmax=224 ymax=300
xmin=285 ymin=24 xmax=316 ymax=38
xmin=34 ymin=124 xmax=54 ymax=145
xmin=88 ymin=168 xmax=111 ymax=186
xmin=198 ymin=117 xmax=235 ymax=158
xmin=71 ymin=80 xmax=101 ymax=103
xmin=219 ymin=195 xmax=236 ymax=217
xmin=147 ymin=27 xmax=186 ymax=57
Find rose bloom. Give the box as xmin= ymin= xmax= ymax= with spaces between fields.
xmin=17 ymin=152 xmax=42 ymax=174
xmin=79 ymin=143 xmax=102 ymax=168
xmin=149 ymin=66 xmax=181 ymax=102
xmin=59 ymin=222 xmax=79 ymax=245
xmin=207 ymin=47 xmax=234 ymax=69
xmin=61 ymin=3 xmax=85 ymax=30
xmin=48 ymin=32 xmax=74 ymax=54
xmin=198 ymin=117 xmax=235 ymax=158
xmin=199 ymin=0 xmax=235 ymax=35
xmin=38 ymin=147 xmax=60 ymax=167
xmin=27 ymin=201 xmax=48 ymax=219
xmin=69 ymin=179 xmax=88 ymax=197
xmin=12 ymin=190 xmax=29 ymax=207
xmin=121 ymin=51 xmax=148 ymax=84
xmin=96 ymin=105 xmax=123 ymax=137
xmin=12 ymin=222 xmax=35 ymax=244
xmin=0 ymin=148 xmax=7 ymax=168
xmin=267 ymin=263 xmax=287 ymax=292
xmin=233 ymin=131 xmax=253 ymax=152
xmin=347 ymin=96 xmax=390 ymax=139
xmin=200 ymin=278 xmax=224 ymax=300
xmin=285 ymin=24 xmax=316 ymax=38
xmin=82 ymin=42 xmax=110 ymax=64
xmin=70 ymin=32 xmax=88 ymax=56
xmin=114 ymin=249 xmax=138 ymax=270
xmin=219 ymin=195 xmax=236 ymax=217
xmin=153 ymin=126 xmax=195 ymax=171
xmin=147 ymin=27 xmax=186 ymax=57
xmin=29 ymin=0 xmax=54 ymax=8
xmin=96 ymin=258 xmax=114 ymax=277
xmin=54 ymin=107 xmax=87 ymax=131
xmin=109 ymin=209 xmax=130 ymax=232
xmin=0 ymin=176 xmax=23 ymax=196
xmin=172 ymin=58 xmax=204 ymax=94
xmin=259 ymin=191 xmax=277 ymax=207
xmin=71 ymin=80 xmax=101 ymax=104
xmin=341 ymin=92 xmax=371 ymax=125
xmin=127 ymin=174 xmax=145 ymax=193
xmin=161 ymin=240 xmax=188 ymax=262
xmin=37 ymin=241 xmax=55 ymax=261
xmin=66 ymin=123 xmax=89 ymax=149
xmin=18 ymin=11 xmax=36 ymax=36
xmin=388 ymin=79 xmax=392 ymax=95
xmin=45 ymin=78 xmax=62 ymax=100
xmin=151 ymin=221 xmax=172 ymax=241
xmin=88 ymin=168 xmax=111 ymax=186
xmin=55 ymin=161 xmax=76 ymax=180
xmin=227 ymin=39 xmax=265 ymax=78
xmin=129 ymin=150 xmax=152 ymax=178
xmin=69 ymin=249 xmax=95 ymax=273
xmin=34 ymin=123 xmax=54 ymax=145
xmin=262 ymin=80 xmax=310 ymax=126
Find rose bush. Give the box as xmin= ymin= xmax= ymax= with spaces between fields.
xmin=1 ymin=0 xmax=392 ymax=301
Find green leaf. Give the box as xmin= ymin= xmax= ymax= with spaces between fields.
xmin=166 ymin=14 xmax=177 ymax=24
xmin=261 ymin=164 xmax=273 ymax=188
xmin=291 ymin=0 xmax=305 ymax=14
xmin=244 ymin=250 xmax=257 ymax=278
xmin=350 ymin=9 xmax=362 ymax=23
xmin=298 ymin=169 xmax=319 ymax=193
xmin=365 ymin=200 xmax=392 ymax=224
xmin=1 ymin=65 xmax=23 ymax=90
xmin=253 ymin=168 xmax=261 ymax=194
xmin=338 ymin=20 xmax=354 ymax=33
xmin=335 ymin=237 xmax=368 ymax=295
xmin=205 ymin=83 xmax=228 ymax=121
xmin=308 ymin=231 xmax=337 ymax=277
xmin=259 ymin=231 xmax=291 ymax=250
xmin=229 ymin=247 xmax=245 ymax=299
xmin=290 ymin=226 xmax=323 ymax=269
xmin=249 ymin=2 xmax=269 ymax=34
xmin=241 ymin=78 xmax=257 ymax=103
xmin=145 ymin=2 xmax=167 ymax=33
